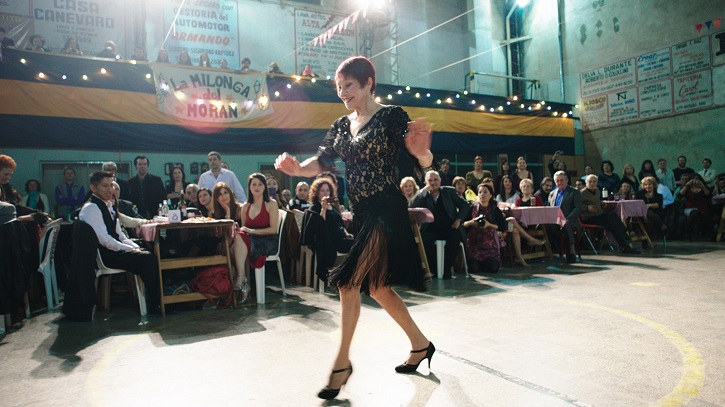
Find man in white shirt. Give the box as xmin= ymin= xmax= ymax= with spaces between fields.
xmin=79 ymin=171 xmax=160 ymax=311
xmin=197 ymin=151 xmax=246 ymax=201
xmin=655 ymin=159 xmax=676 ymax=192
xmin=698 ymin=158 xmax=717 ymax=187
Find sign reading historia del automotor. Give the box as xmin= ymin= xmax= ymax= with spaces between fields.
xmin=152 ymin=63 xmax=273 ymax=123
xmin=580 ymin=32 xmax=722 ymax=131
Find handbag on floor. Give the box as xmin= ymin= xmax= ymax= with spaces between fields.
xmin=190 ymin=266 xmax=232 ymax=308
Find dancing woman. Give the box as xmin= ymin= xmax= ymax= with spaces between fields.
xmin=275 ymin=56 xmax=435 ymax=400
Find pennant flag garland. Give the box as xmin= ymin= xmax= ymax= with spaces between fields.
xmin=705 ymin=21 xmax=712 ymax=30
xmin=351 ymin=10 xmax=360 ymax=24
xmin=695 ymin=23 xmax=703 ymax=33
xmin=309 ymin=6 xmax=367 ymax=50
xmin=313 ymin=37 xmax=318 ymax=48
xmin=715 ymin=18 xmax=721 ymax=29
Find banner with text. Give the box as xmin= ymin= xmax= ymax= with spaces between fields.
xmin=673 ymin=70 xmax=712 ymax=112
xmin=152 ymin=63 xmax=272 ymax=123
xmin=580 ymin=58 xmax=636 ymax=98
xmin=163 ymin=0 xmax=239 ymax=68
xmin=294 ymin=9 xmax=357 ymax=77
xmin=31 ymin=0 xmax=125 ymax=54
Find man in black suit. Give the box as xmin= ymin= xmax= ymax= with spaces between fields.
xmin=410 ymin=170 xmax=471 ymax=279
xmin=128 ymin=156 xmax=165 ymax=219
xmin=547 ymin=171 xmax=582 ymax=263
xmin=535 ymin=177 xmax=554 ymax=203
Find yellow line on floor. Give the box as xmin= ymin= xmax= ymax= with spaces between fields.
xmin=507 ymin=293 xmax=705 ymax=407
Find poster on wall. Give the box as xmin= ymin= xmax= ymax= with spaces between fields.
xmin=580 ymin=95 xmax=608 ymax=130
xmin=151 ymin=63 xmax=272 ymax=123
xmin=672 ymin=36 xmax=711 ymax=76
xmin=0 ymin=12 xmax=33 ymax=49
xmin=712 ymin=30 xmax=725 ymax=67
xmin=580 ymin=58 xmax=636 ymax=98
xmin=674 ymin=70 xmax=712 ymax=112
xmin=31 ymin=0 xmax=126 ymax=54
xmin=637 ymin=48 xmax=671 ymax=83
xmin=163 ymin=0 xmax=239 ymax=68
xmin=638 ymin=79 xmax=673 ymax=119
xmin=607 ymin=88 xmax=638 ymax=125
xmin=713 ymin=65 xmax=725 ymax=106
xmin=294 ymin=9 xmax=357 ymax=77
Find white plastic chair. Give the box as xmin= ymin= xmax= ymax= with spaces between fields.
xmin=253 ymin=209 xmax=288 ymax=304
xmin=95 ymin=250 xmax=147 ymax=315
xmin=38 ymin=219 xmax=62 ymax=310
xmin=434 ymin=240 xmax=467 ymax=278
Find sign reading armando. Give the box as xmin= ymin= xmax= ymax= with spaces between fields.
xmin=152 ymin=63 xmax=272 ymax=123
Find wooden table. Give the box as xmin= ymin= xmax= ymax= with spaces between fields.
xmin=602 ymin=199 xmax=652 ymax=247
xmin=139 ymin=220 xmax=235 ymax=316
xmin=408 ymin=208 xmax=434 ymax=280
xmin=712 ymin=195 xmax=725 ymax=242
xmin=507 ymin=206 xmax=566 ymax=260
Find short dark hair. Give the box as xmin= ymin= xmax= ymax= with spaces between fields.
xmin=540 ymin=176 xmax=553 ymax=187
xmin=242 ymin=57 xmax=251 ymax=63
xmin=25 ymin=179 xmax=41 ymax=192
xmin=335 ymin=56 xmax=376 ymax=94
xmin=134 ymin=155 xmax=149 ymax=166
xmin=63 ymin=167 xmax=75 ymax=175
xmin=678 ymin=155 xmax=686 ymax=161
xmin=90 ymin=171 xmax=114 ymax=186
xmin=601 ymin=160 xmax=614 ymax=172
xmin=703 ymin=158 xmax=711 ymax=165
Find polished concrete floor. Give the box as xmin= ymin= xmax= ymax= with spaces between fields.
xmin=2 ymin=241 xmax=724 ymax=407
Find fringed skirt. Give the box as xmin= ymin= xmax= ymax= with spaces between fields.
xmin=327 ymin=189 xmax=425 ymax=295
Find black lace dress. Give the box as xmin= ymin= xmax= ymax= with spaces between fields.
xmin=315 ymin=105 xmax=429 ymax=294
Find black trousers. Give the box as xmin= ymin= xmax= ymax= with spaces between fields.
xmin=582 ymin=212 xmax=630 ymax=247
xmin=421 ymin=227 xmax=461 ymax=275
xmin=99 ymin=247 xmax=160 ymax=305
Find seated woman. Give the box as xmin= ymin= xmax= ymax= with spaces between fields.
xmin=301 ymin=178 xmax=354 ymax=281
xmin=621 ymin=163 xmax=639 ymax=192
xmin=496 ymin=175 xmax=520 ymax=205
xmin=508 ymin=178 xmax=547 ymax=266
xmin=464 ymin=184 xmax=506 ymax=273
xmin=598 ymin=160 xmax=621 ymax=194
xmin=617 ymin=183 xmax=634 ymax=200
xmin=639 ymin=159 xmax=656 ymax=180
xmin=676 ymin=173 xmax=712 ymax=241
xmin=165 ymin=166 xmax=189 ymax=207
xmin=197 ymin=188 xmax=214 ymax=217
xmin=400 ymin=176 xmax=419 ymax=203
xmin=515 ymin=178 xmax=544 ymax=207
xmin=214 ymin=175 xmax=279 ymax=303
xmin=635 ymin=176 xmax=664 ymax=239
xmin=20 ymin=179 xmax=50 ymax=213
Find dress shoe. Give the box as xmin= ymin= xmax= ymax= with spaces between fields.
xmin=318 ymin=365 xmax=353 ymax=400
xmin=395 ymin=342 xmax=435 ymax=373
xmin=566 ymin=253 xmax=577 ymax=263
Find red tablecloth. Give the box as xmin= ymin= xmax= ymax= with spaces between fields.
xmin=137 ymin=219 xmax=236 ymax=242
xmin=508 ymin=206 xmax=567 ymax=227
xmin=408 ymin=207 xmax=434 ymax=224
xmin=602 ymin=199 xmax=648 ymax=221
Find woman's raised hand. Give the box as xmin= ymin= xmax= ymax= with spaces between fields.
xmin=274 ymin=152 xmax=301 ymax=176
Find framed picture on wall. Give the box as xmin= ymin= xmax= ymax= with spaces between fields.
xmin=190 ymin=162 xmax=199 ymax=175
xmin=201 ymin=162 xmax=209 ymax=173
xmin=164 ymin=162 xmax=173 ymax=175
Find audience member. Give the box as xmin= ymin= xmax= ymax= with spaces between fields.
xmin=54 ymin=167 xmax=86 ymax=218
xmin=177 ymin=51 xmax=192 ymax=65
xmin=219 ymin=59 xmax=229 ymax=69
xmin=410 ymin=170 xmax=470 ymax=279
xmin=494 ymin=161 xmax=511 ymax=195
xmin=20 ymin=179 xmax=49 ymax=212
xmin=438 ymin=158 xmax=454 ymax=186
xmin=581 ymin=165 xmax=594 ymax=181
xmin=198 ymin=52 xmax=211 ymax=67
xmin=673 ymin=174 xmax=690 ymax=199
xmin=27 ymin=34 xmax=47 ymax=52
xmin=300 ymin=177 xmax=354 ymax=281
xmin=79 ymin=171 xmax=160 ymax=312
xmin=635 ymin=176 xmax=665 ymax=239
xmin=196 ymin=187 xmax=213 ymax=217
xmin=165 ymin=166 xmax=189 ymax=207
xmin=131 ymin=46 xmax=147 ymax=62
xmin=96 ymin=40 xmax=120 ymax=59
xmin=269 ymin=62 xmax=283 ymax=74
xmin=535 ymin=177 xmax=554 ymax=203
xmin=598 ymin=160 xmax=621 ymax=193
xmin=712 ymin=173 xmax=725 ymax=196
xmin=548 ymin=150 xmax=566 ymax=177
xmin=400 ymin=176 xmax=419 ymax=203
xmin=266 ymin=176 xmax=280 ymax=201
xmin=0 ymin=27 xmax=15 ymax=49
xmin=511 ymin=157 xmax=533 ymax=193
xmin=452 ymin=176 xmax=475 ymax=201
xmin=60 ymin=37 xmax=82 ymax=55
xmin=111 ymin=181 xmax=146 ymax=233
xmin=581 ymin=174 xmax=641 ymax=254
xmin=301 ymin=64 xmax=317 ymax=76
xmin=496 ymin=175 xmax=520 ymax=205
xmin=0 ymin=155 xmax=48 ymax=224
xmin=240 ymin=57 xmax=252 ymax=71
xmin=698 ymin=158 xmax=717 ymax=187
xmin=639 ymin=159 xmax=656 ymax=180
xmin=128 ymin=155 xmax=165 ymax=219
xmin=288 ymin=181 xmax=311 ymax=211
xmin=673 ymin=155 xmax=695 ymax=187
xmin=617 ymin=183 xmax=634 ymax=200
xmin=197 ymin=151 xmax=246 ymax=202
xmin=516 ymin=179 xmax=544 ymax=207
xmin=656 ymin=158 xmax=676 ymax=192
xmin=185 ymin=183 xmax=199 ymax=207
xmin=463 ymin=184 xmax=506 ymax=273
xmin=677 ymin=173 xmax=712 ymax=241
xmin=466 ymin=156 xmax=493 ymax=192
xmin=0 ymin=155 xmax=21 ymax=204
xmin=547 ymin=171 xmax=582 ymax=263
xmin=621 ymin=163 xmax=639 ymax=192
xmin=155 ymin=49 xmax=170 ymax=63
xmin=281 ymin=189 xmax=292 ymax=206
xmin=101 ymin=161 xmax=130 ymax=201
xmin=574 ymin=179 xmax=585 ymax=189
xmin=508 ymin=179 xmax=547 ymax=266
xmin=481 ymin=177 xmax=495 ymax=190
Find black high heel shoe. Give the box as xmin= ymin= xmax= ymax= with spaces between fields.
xmin=317 ymin=365 xmax=353 ymax=400
xmin=395 ymin=342 xmax=435 ymax=373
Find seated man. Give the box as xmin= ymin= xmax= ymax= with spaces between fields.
xmin=185 ymin=183 xmax=200 ymax=207
xmin=288 ymin=181 xmax=311 ymax=211
xmin=547 ymin=171 xmax=582 ymax=263
xmin=536 ymin=177 xmax=554 ymax=203
xmin=410 ymin=170 xmax=470 ymax=279
xmin=79 ymin=171 xmax=160 ymax=312
xmin=581 ymin=175 xmax=641 ymax=254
